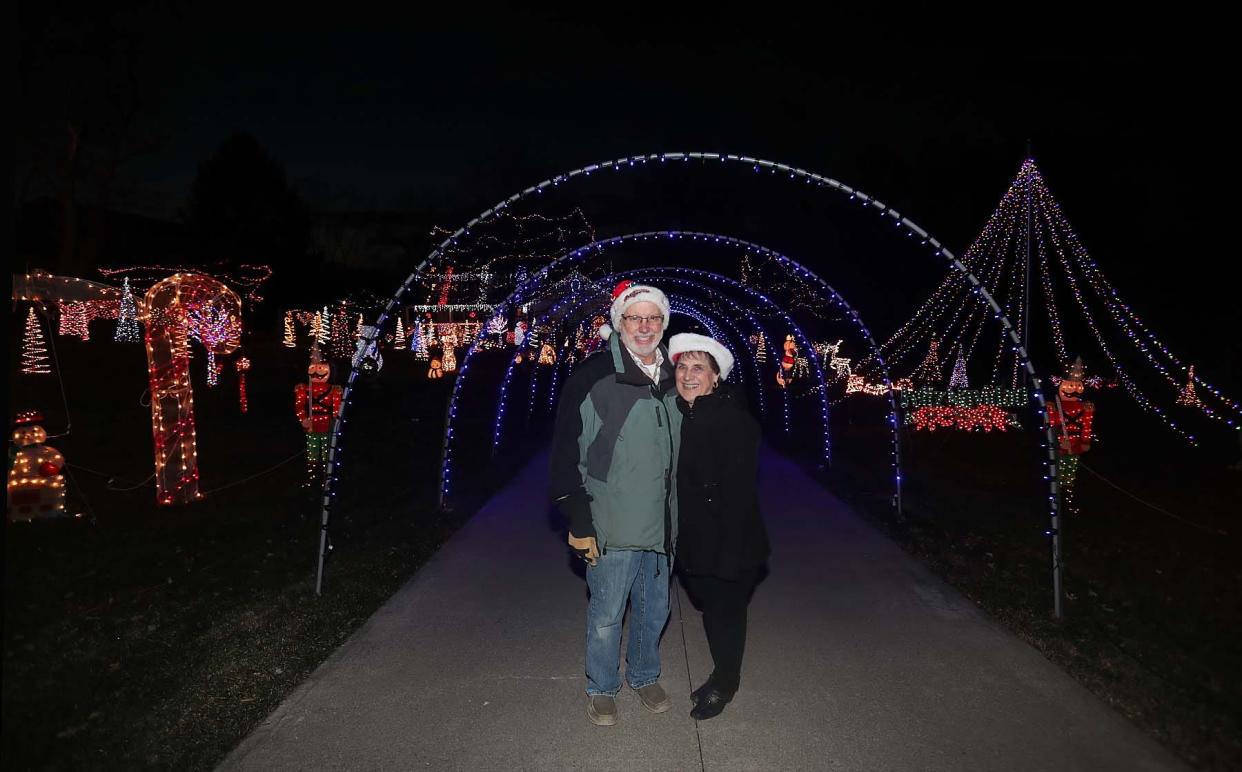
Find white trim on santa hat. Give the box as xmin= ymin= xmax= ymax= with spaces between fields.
xmin=667 ymin=333 xmax=735 ymax=381
xmin=609 ymin=281 xmax=670 ymax=329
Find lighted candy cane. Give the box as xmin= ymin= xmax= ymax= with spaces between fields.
xmin=143 ymin=274 xmax=242 ymax=505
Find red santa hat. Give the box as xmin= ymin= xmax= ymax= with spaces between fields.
xmin=598 ymin=280 xmax=671 ymax=341
xmin=668 ymin=333 xmax=735 ymax=381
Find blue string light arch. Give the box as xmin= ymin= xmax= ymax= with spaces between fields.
xmin=318 ymin=152 xmax=1062 ymax=616
xmin=450 ymin=264 xmax=846 ymax=510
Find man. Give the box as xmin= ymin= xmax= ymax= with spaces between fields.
xmin=549 ymin=280 xmax=681 ymax=726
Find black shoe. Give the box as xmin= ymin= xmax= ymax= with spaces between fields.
xmin=690 ymin=677 xmax=716 ymax=705
xmin=689 ymin=687 xmax=733 ymax=720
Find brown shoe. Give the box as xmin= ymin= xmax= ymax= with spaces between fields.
xmin=633 ymin=682 xmax=672 ymax=713
xmin=587 ymin=695 xmax=617 ymax=726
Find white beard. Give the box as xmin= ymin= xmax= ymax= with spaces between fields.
xmin=620 ymin=328 xmax=661 ymax=359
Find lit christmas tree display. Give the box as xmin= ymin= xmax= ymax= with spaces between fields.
xmin=912 ymin=339 xmax=942 ymax=385
xmin=21 ymin=308 xmax=52 ymax=375
xmin=1176 ymin=365 xmax=1202 ymax=408
xmin=114 ymin=278 xmax=141 ymax=343
xmin=949 ymin=346 xmax=970 ymax=389
xmin=394 ymin=317 xmax=406 ymax=348
xmin=329 ymin=305 xmax=353 ymax=361
xmin=868 ymin=157 xmax=1238 ymax=442
xmin=410 ymin=321 xmax=428 ymax=360
xmin=283 ymin=312 xmax=297 ymax=347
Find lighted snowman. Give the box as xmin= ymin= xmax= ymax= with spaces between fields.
xmin=8 ymin=411 xmax=66 ymax=522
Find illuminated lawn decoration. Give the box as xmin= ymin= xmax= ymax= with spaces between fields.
xmin=282 ymin=311 xmax=297 ymax=347
xmin=775 ymin=334 xmax=798 ymax=388
xmin=58 ymin=300 xmax=90 ymax=340
xmin=295 ymin=347 xmax=342 ymax=492
xmin=814 ymin=340 xmax=850 ymax=380
xmin=309 ymin=311 xmax=324 ymax=344
xmin=440 ymin=327 xmax=459 ymax=373
xmin=143 ymin=274 xmax=242 ymax=505
xmin=100 ymin=263 xmax=272 ymax=304
xmin=1047 ymin=358 xmax=1096 ymax=513
xmin=7 ymin=411 xmax=65 ymax=521
xmin=21 ymin=308 xmax=52 ymax=375
xmin=878 ymin=157 xmax=1239 ymax=443
xmin=1176 ymin=366 xmax=1201 ymax=408
xmin=411 ymin=320 xmax=429 ymax=360
xmin=329 ymin=304 xmax=353 ymax=361
xmin=910 ymin=405 xmax=1011 ymax=432
xmin=753 ymin=331 xmax=768 ymax=363
xmin=188 ymin=305 xmax=240 ymax=387
xmin=236 ymin=357 xmax=251 ymax=413
xmin=114 ymin=278 xmax=141 ymax=342
xmin=949 ymin=346 xmax=969 ymax=389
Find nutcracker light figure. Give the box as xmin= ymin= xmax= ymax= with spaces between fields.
xmin=294 ymin=346 xmax=343 ymax=494
xmin=8 ymin=411 xmax=66 ymax=522
xmin=1047 ymin=357 xmax=1096 ymax=513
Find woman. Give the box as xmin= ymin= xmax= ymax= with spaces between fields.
xmin=667 ymin=333 xmax=770 ymax=720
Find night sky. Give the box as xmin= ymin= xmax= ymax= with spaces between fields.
xmin=18 ymin=6 xmax=1239 ymax=382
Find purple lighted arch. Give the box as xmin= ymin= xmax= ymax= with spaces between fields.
xmin=450 ymin=263 xmax=839 ymax=508
xmin=319 ymin=152 xmax=1062 ymax=617
xmin=441 ymin=232 xmax=895 ymax=505
xmin=478 ymin=276 xmax=776 ymax=469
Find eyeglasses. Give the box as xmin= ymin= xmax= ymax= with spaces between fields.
xmin=621 ymin=314 xmax=665 ymax=325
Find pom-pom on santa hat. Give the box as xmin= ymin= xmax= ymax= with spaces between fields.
xmin=598 ymin=280 xmax=671 ymax=341
xmin=668 ymin=333 xmax=735 ymax=381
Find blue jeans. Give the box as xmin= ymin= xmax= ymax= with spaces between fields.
xmin=584 ymin=549 xmax=671 ymax=696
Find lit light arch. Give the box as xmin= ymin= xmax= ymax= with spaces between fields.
xmin=319 ymin=152 xmax=1061 ymax=615
xmin=446 ymin=264 xmax=860 ymax=511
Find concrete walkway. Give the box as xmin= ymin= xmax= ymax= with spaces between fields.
xmin=221 ymin=448 xmax=1184 ymax=771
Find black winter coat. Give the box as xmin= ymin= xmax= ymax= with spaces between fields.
xmin=673 ymin=382 xmax=770 ymax=579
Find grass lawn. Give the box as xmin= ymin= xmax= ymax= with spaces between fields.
xmin=4 ymin=325 xmax=470 ymax=769
xmin=824 ymin=416 xmax=1242 ymax=771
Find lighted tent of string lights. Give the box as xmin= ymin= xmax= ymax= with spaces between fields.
xmin=869 ymin=159 xmax=1240 ymax=434
xmin=317 ymin=151 xmax=1078 ymax=611
xmin=858 ymin=159 xmax=1242 ymax=511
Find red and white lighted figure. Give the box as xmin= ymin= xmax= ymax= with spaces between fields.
xmin=143 ymin=274 xmax=243 ymax=505
xmin=1047 ymin=357 xmax=1096 ymax=512
xmin=776 ymin=334 xmax=798 ymax=388
xmin=294 ymin=347 xmax=343 ymax=490
xmin=7 ymin=411 xmax=66 ymax=522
